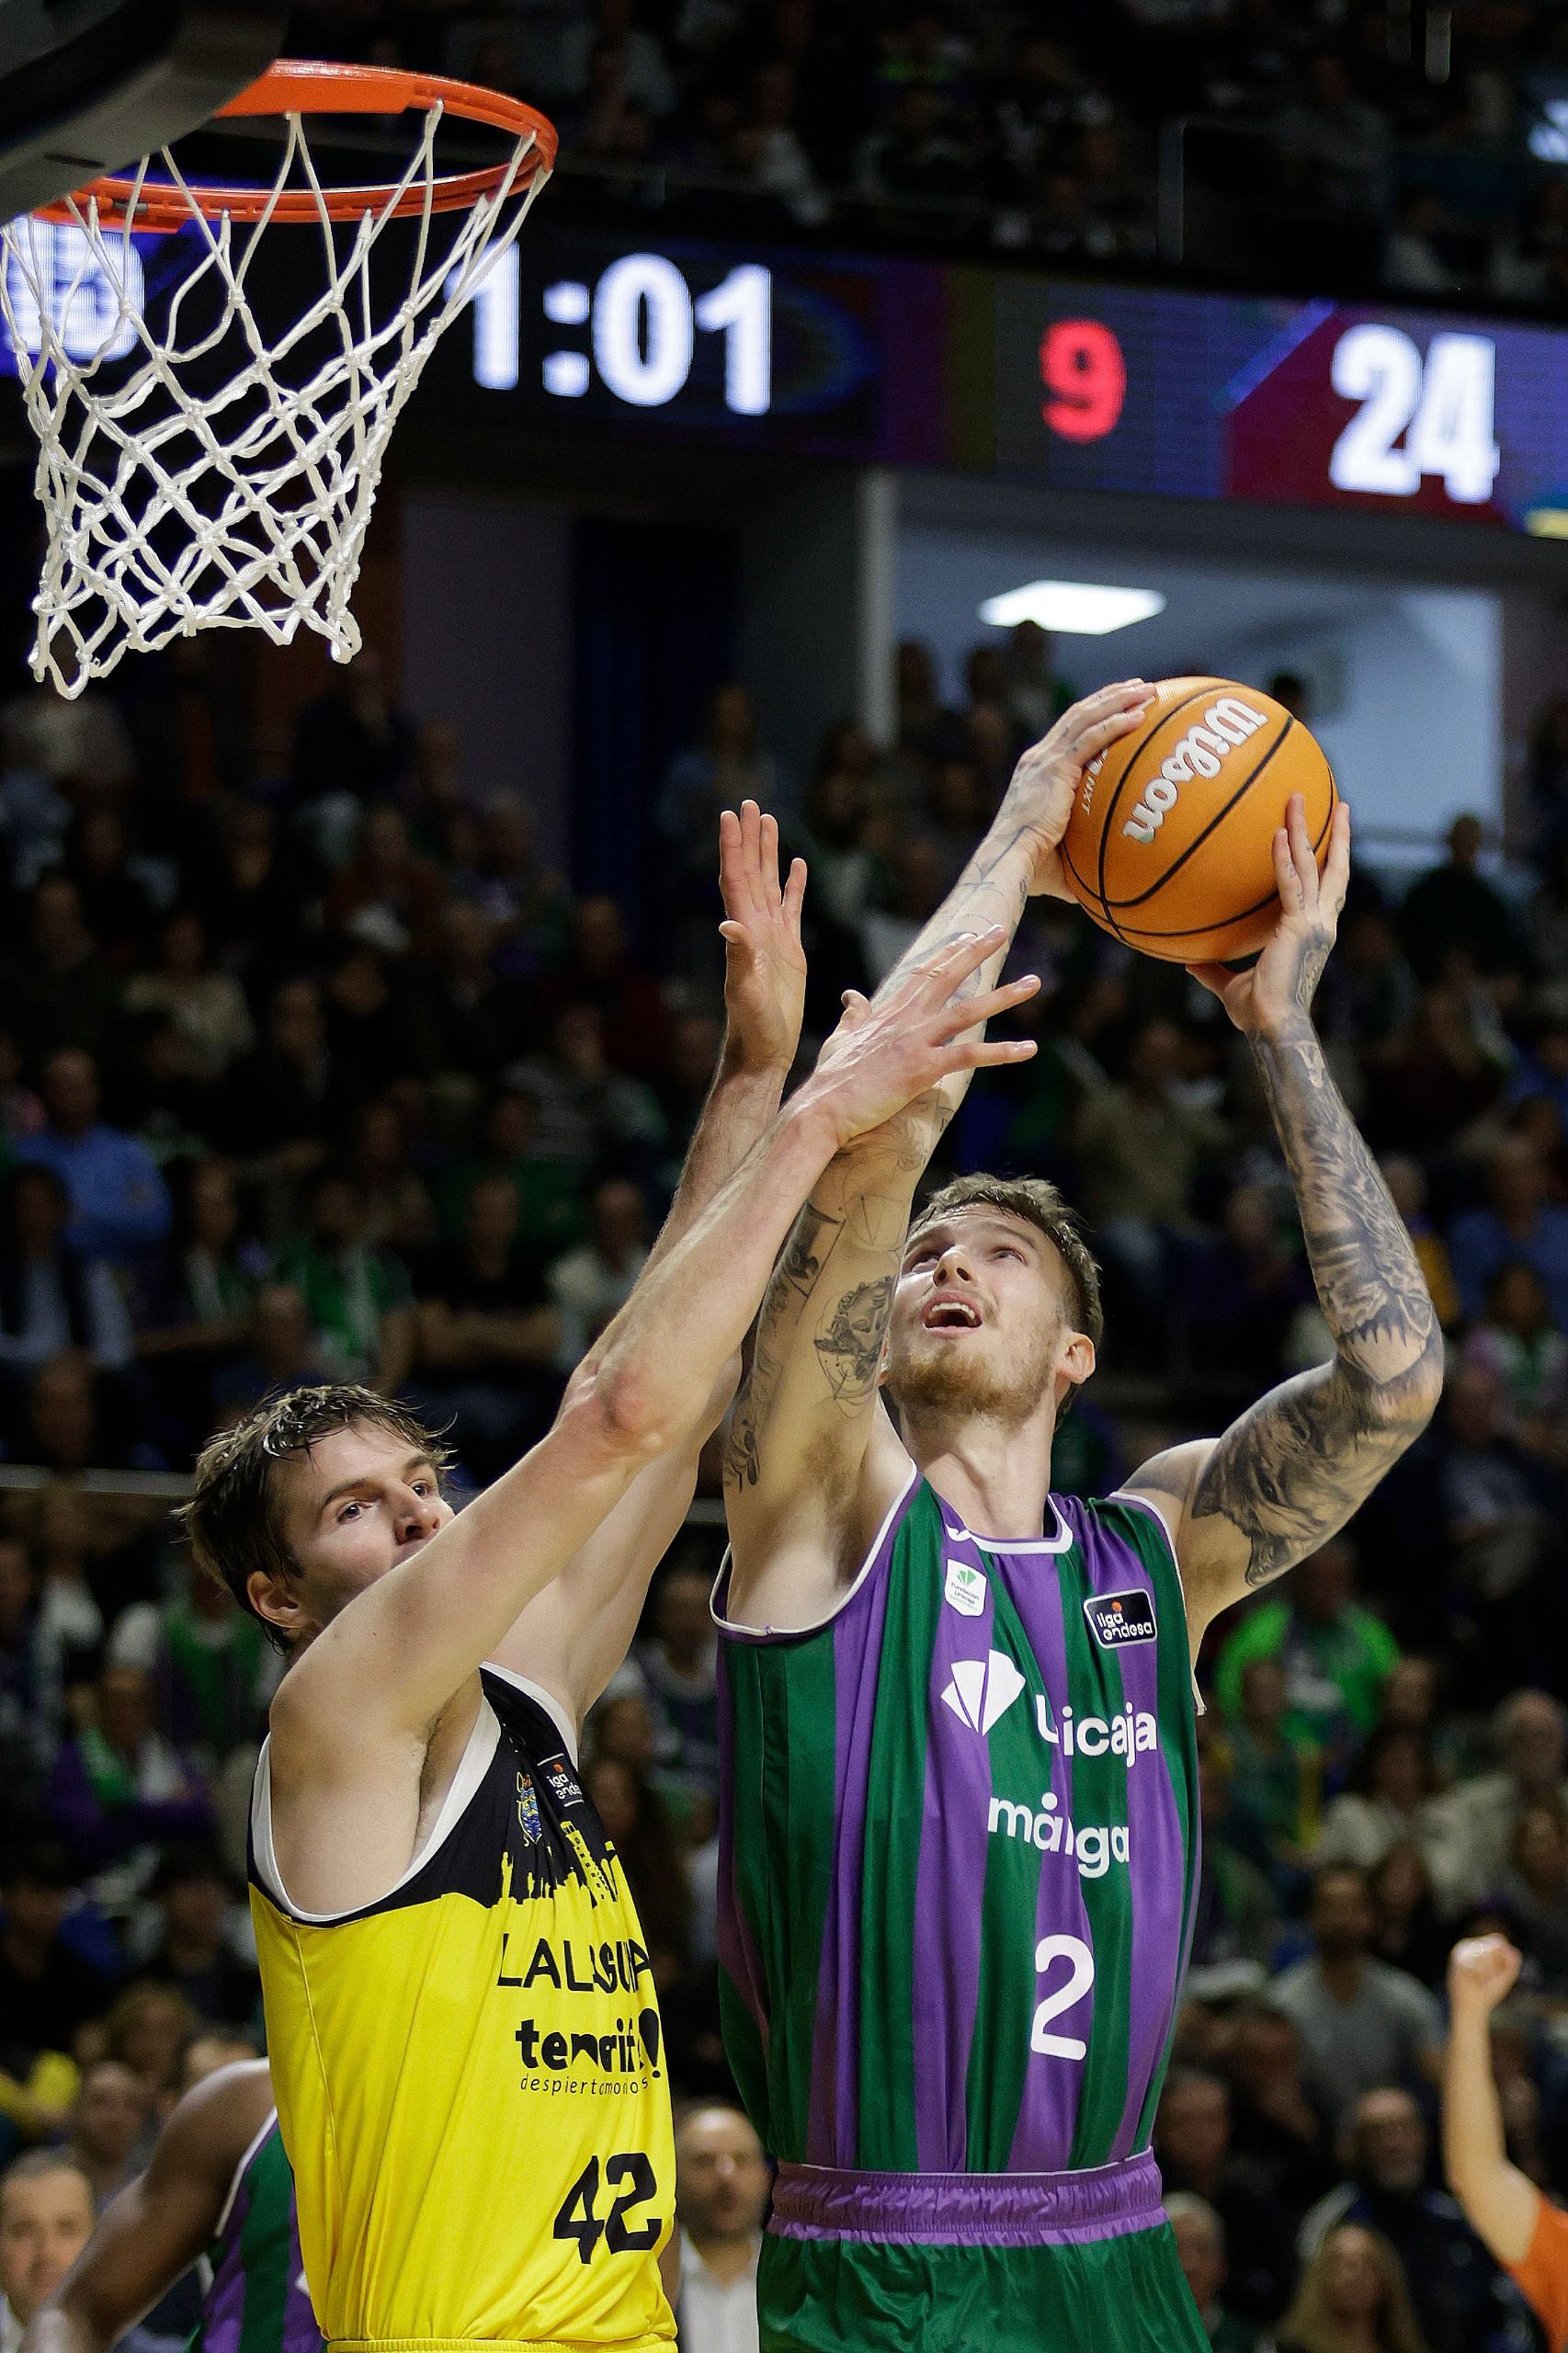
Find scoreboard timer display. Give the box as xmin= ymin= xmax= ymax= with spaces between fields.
xmin=9 ymin=212 xmax=1568 ymax=535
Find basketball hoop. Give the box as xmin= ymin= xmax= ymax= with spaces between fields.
xmin=0 ymin=61 xmax=557 ymax=697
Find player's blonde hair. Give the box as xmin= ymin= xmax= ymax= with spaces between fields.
xmin=178 ymin=1385 xmax=451 ymax=1647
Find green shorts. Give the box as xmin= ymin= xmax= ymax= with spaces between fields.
xmin=757 ymin=2223 xmax=1209 ymax=2353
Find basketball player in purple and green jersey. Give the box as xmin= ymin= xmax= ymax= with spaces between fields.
xmin=21 ymin=2060 xmax=321 ymax=2353
xmin=718 ymin=699 xmax=1443 ymax=2350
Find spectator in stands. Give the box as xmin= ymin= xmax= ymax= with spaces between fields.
xmin=444 ymin=1086 xmax=584 ymax=1258
xmin=854 ymin=83 xmax=971 ymax=215
xmin=1165 ymin=2193 xmax=1261 ymax=2352
xmin=123 ymin=910 xmax=253 ymax=1086
xmin=1154 ymin=2070 xmax=1298 ymax=2322
xmin=410 ymin=903 xmax=528 ymax=1086
xmin=413 ymin=1171 xmax=560 ymax=1480
xmin=454 ymin=794 xmax=572 ymax=975
xmin=549 ymin=1177 xmax=650 ymax=1366
xmin=220 ymin=977 xmax=335 ymax=1186
xmin=108 ymin=1547 xmax=272 ymax=1768
xmin=1221 ymin=1655 xmax=1320 ymax=1887
xmin=327 ymin=806 xmax=447 ymax=962
xmin=97 ymin=1983 xmax=198 ymax=2119
xmin=1435 ymin=1364 xmax=1565 ymax=1698
xmin=274 ymin=1169 xmax=415 ymax=1393
xmin=347 ymin=1099 xmax=434 ymax=1259
xmin=1450 ymin=1140 xmax=1568 ymax=1331
xmin=0 ymin=878 xmax=121 ymax=1068
xmin=1461 ymin=1261 xmax=1568 ymax=1456
xmin=1320 ymin=909 xmax=1419 ymax=1056
xmin=674 ymin=2101 xmax=768 ymax=2353
xmin=0 ymin=1539 xmax=45 ymax=1797
xmin=1383 ymin=188 xmax=1465 ymax=295
xmin=1270 ymin=1866 xmax=1445 ymax=2130
xmin=210 ymin=1282 xmax=327 ymax=1424
xmin=63 ymin=2060 xmax=147 ymax=2208
xmin=545 ymin=896 xmax=670 ymax=1081
xmin=1224 ymin=2000 xmax=1335 ymax=2215
xmin=638 ymin=1552 xmax=721 ymax=1807
xmin=1369 ymin=1842 xmax=1449 ymax=1992
xmin=1379 ymin=1159 xmax=1460 ymax=1330
xmin=1214 ymin=1540 xmax=1399 ymax=1779
xmin=1180 ymin=1182 xmax=1310 ymax=1402
xmin=0 ymin=2152 xmax=96 ymax=2342
xmin=1274 ymin=2220 xmax=1432 ymax=2353
xmin=61 ymin=811 xmax=154 ymax=977
xmin=1316 ymin=1727 xmax=1444 ymax=1879
xmin=0 ymin=1841 xmax=118 ymax=2119
xmin=1278 ymin=51 xmax=1391 ymax=219
xmin=1369 ymin=981 xmax=1507 ymax=1157
xmin=1498 ymin=1802 xmax=1568 ymax=1994
xmin=1072 ymin=1017 xmax=1227 ymax=1322
xmin=28 ymin=1481 xmax=105 ymax=1723
xmin=17 ymin=1353 xmax=142 ymax=1480
xmin=1297 ymin=2086 xmax=1511 ymax=2353
xmin=660 ymin=687 xmax=783 ymax=876
xmin=1402 ymin=815 xmax=1518 ymax=981
xmin=582 ymin=1754 xmax=691 ymax=1990
xmin=126 ymin=1844 xmax=256 ymax=2028
xmin=133 ymin=1157 xmax=262 ymax=1420
xmin=188 ymin=801 xmax=301 ymax=995
xmin=0 ymin=1167 xmax=131 ymax=1380
xmin=46 ymin=1663 xmax=214 ymax=1898
xmin=322 ymin=946 xmax=410 ymax=1109
xmin=17 ymin=1052 xmax=170 ymax=1270
xmin=290 ymin=646 xmax=414 ymax=814
xmin=506 ymin=1006 xmax=665 ymax=1176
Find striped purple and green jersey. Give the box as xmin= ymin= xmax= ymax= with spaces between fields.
xmin=714 ymin=1472 xmax=1199 ymax=2182
xmin=192 ymin=2114 xmax=322 ymax=2353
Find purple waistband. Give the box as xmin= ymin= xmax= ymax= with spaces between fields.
xmin=768 ymin=2150 xmax=1165 ymax=2247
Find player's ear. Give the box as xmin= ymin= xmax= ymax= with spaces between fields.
xmin=1062 ymin=1330 xmax=1096 ymax=1391
xmin=877 ymin=1335 xmax=892 ymax=1388
xmin=247 ymin=1563 xmax=310 ymax=1645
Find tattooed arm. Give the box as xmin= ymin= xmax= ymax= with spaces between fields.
xmin=1125 ymin=797 xmax=1443 ymax=1650
xmin=723 ymin=685 xmax=1154 ymax=1629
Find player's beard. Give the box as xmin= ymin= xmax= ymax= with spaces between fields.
xmin=888 ymin=1319 xmax=1059 ymax=1429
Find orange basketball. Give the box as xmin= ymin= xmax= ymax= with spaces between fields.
xmin=1059 ymin=676 xmax=1339 ymax=964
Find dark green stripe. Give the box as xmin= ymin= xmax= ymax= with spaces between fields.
xmin=1133 ymin=1518 xmax=1201 ymax=2150
xmin=733 ymin=1629 xmax=839 ymax=2162
xmin=233 ymin=2134 xmax=291 ymax=2353
xmin=858 ymin=1484 xmax=945 ymax=2169
xmin=963 ymin=1573 xmax=1049 ymax=2167
xmin=1064 ymin=1556 xmax=1132 ymax=2171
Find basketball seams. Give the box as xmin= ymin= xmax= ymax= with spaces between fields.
xmin=1093 ymin=685 xmax=1218 ymax=919
xmin=1109 ymin=783 xmax=1337 ymax=944
xmin=1100 ymin=715 xmax=1295 ymax=913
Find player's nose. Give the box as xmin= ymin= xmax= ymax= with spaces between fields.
xmin=934 ymin=1242 xmax=974 ymax=1285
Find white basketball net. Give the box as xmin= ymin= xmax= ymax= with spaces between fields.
xmin=0 ymin=105 xmax=549 ymax=697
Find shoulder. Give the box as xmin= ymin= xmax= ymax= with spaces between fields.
xmin=153 ymin=2059 xmax=274 ymax=2185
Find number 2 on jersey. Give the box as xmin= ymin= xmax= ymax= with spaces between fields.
xmin=1031 ymin=1933 xmax=1095 ymax=2060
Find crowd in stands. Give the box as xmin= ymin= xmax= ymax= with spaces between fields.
xmin=13 ymin=618 xmax=1568 ymax=2348
xmin=280 ymin=0 xmax=1568 ymax=308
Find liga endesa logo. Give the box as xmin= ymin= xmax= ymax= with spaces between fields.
xmin=1082 ymin=1589 xmax=1157 ymax=1649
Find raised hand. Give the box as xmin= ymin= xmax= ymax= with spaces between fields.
xmin=718 ymin=801 xmax=808 ymax=1075
xmin=799 ymin=926 xmax=1040 ymax=1153
xmin=1187 ymin=792 xmax=1352 ymax=1040
xmin=1449 ymin=1934 xmax=1524 ymax=2019
xmin=1000 ymin=679 xmax=1154 ymax=901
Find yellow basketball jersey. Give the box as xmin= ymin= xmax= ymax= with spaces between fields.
xmin=249 ymin=1665 xmax=676 ymax=2353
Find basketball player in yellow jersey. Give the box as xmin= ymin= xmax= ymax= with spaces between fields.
xmin=178 ymin=789 xmax=1058 ymax=2353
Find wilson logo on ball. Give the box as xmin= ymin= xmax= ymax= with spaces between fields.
xmin=1120 ymin=696 xmax=1269 ymax=843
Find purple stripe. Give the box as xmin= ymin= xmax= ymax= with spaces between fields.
xmin=769 ymin=2151 xmax=1165 ymax=2245
xmin=805 ymin=1539 xmax=897 ymax=2164
xmin=1109 ymin=1602 xmax=1186 ymax=2158
xmin=911 ymin=1523 xmax=997 ymax=2172
xmin=714 ymin=1651 xmax=768 ymax=2044
xmin=202 ymin=2173 xmax=251 ymax=2353
xmin=1005 ymin=1547 xmax=1092 ymax=2172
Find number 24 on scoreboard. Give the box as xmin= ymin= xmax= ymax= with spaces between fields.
xmin=1329 ymin=324 xmax=1499 ymax=506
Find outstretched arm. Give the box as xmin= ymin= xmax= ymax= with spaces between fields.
xmin=494 ymin=802 xmax=808 ymax=1718
xmin=275 ymin=929 xmax=1039 ymax=1751
xmin=1126 ymin=799 xmax=1442 ymax=1643
xmin=724 ymin=684 xmax=1154 ymax=1626
xmin=1443 ymin=1937 xmax=1540 ymax=2268
xmin=24 ymin=2063 xmax=274 ymax=2353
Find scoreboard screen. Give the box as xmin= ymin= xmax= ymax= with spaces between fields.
xmin=7 ymin=211 xmax=1568 ymax=536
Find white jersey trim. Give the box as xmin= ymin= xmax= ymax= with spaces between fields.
xmin=939 ymin=1495 xmax=1073 ymax=1554
xmin=711 ymin=1461 xmax=920 ymax=1643
xmin=212 ymin=2107 xmax=278 ymax=2242
xmin=249 ymin=1696 xmax=500 ymax=1926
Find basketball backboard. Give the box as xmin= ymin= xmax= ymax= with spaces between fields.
xmin=0 ymin=0 xmax=286 ymax=224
